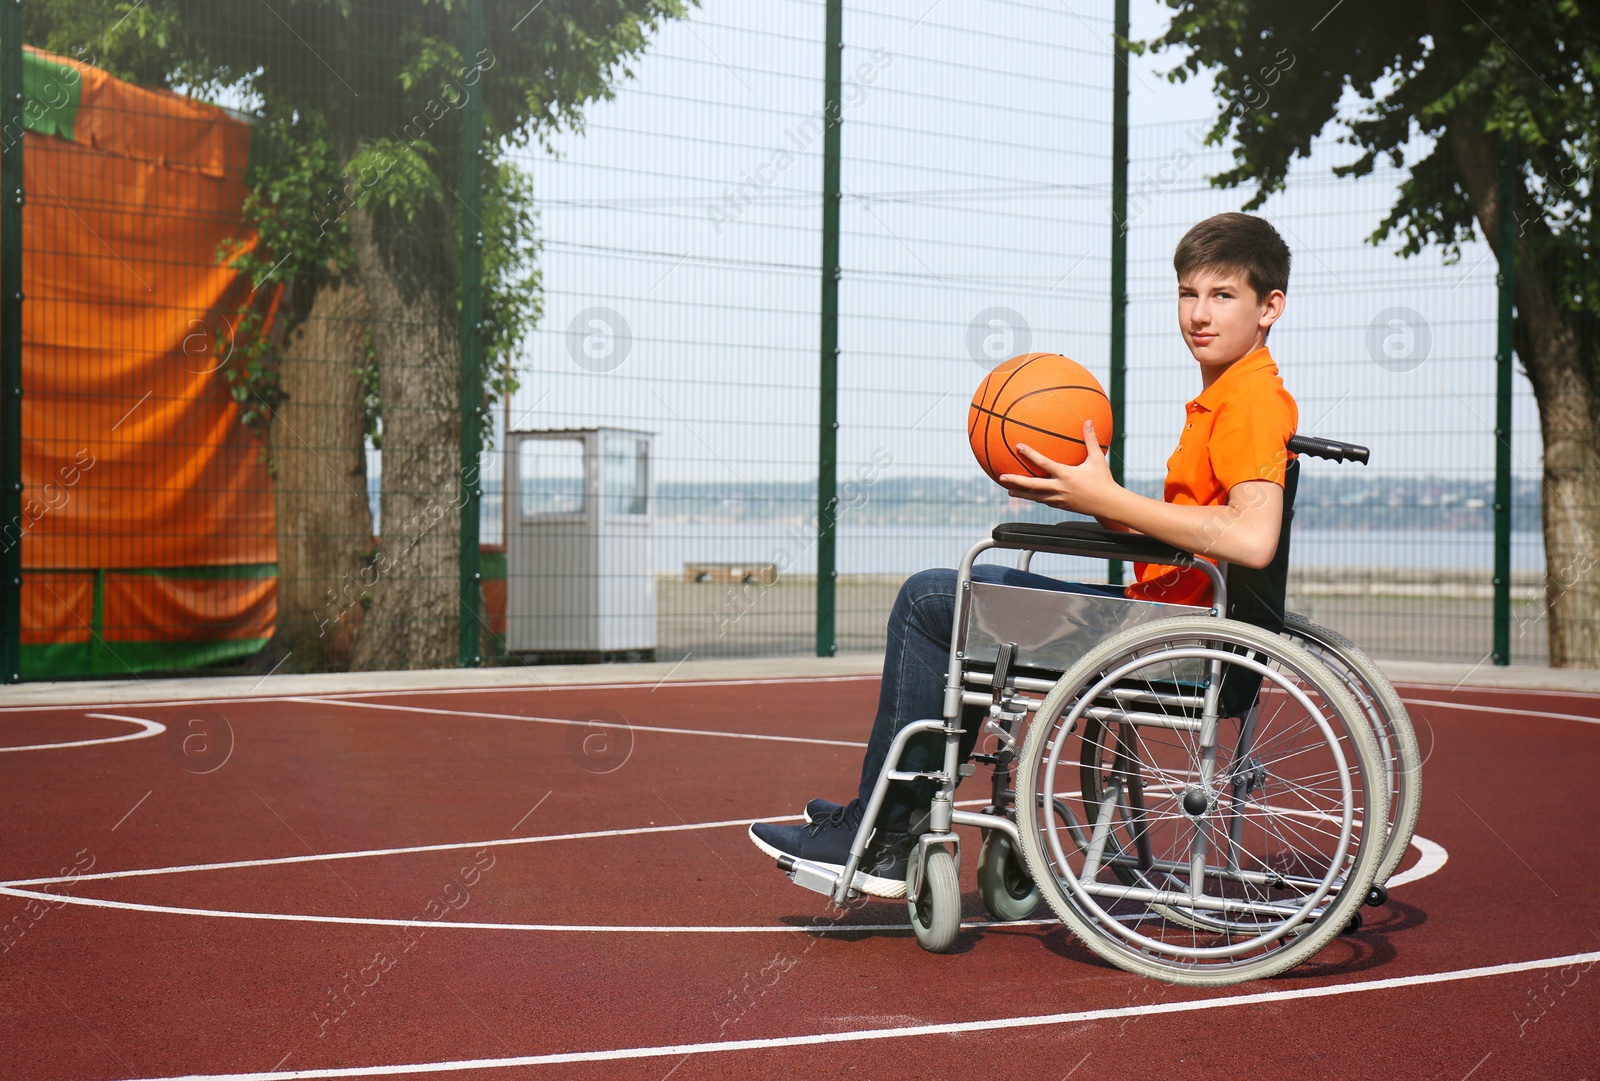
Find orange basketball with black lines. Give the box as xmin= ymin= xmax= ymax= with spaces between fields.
xmin=968 ymin=353 xmax=1113 ymax=484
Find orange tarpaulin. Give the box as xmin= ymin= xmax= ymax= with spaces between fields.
xmin=19 ymin=571 xmax=92 ymax=646
xmin=102 ymin=574 xmax=277 ymax=643
xmin=14 ymin=47 xmax=277 ymax=674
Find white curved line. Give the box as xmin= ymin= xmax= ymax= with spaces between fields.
xmin=1384 ymin=832 xmax=1449 ymax=889
xmin=3 ymin=793 xmax=1447 ymax=890
xmin=0 ymin=712 xmax=165 ymax=753
xmin=0 ymin=816 xmax=1448 ymax=935
xmin=2 ymin=799 xmax=998 ymax=889
xmin=96 ymin=949 xmax=1600 ymax=1080
xmin=0 ymin=887 xmax=1052 ymax=935
xmin=1 ymin=813 xmax=812 ymax=888
xmin=292 ymin=696 xmax=871 ymax=749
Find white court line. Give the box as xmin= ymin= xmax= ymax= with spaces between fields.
xmin=0 ymin=712 xmax=165 ymax=752
xmin=1 ymin=808 xmax=1448 ymax=932
xmin=0 ymin=674 xmax=880 ymax=714
xmin=1383 ymin=833 xmax=1448 ymax=889
xmin=2 ymin=798 xmax=996 ymax=889
xmin=1401 ymin=697 xmax=1600 ymax=726
xmin=103 ymin=949 xmax=1600 ymax=1081
xmin=0 ymin=885 xmax=1052 ymax=936
xmin=1394 ymin=681 xmax=1600 ymax=701
xmin=288 ymin=696 xmax=871 ymax=749
xmin=1 ymin=813 xmax=818 ymax=888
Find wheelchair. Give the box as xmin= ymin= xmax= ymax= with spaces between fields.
xmin=778 ymin=435 xmax=1421 ymax=986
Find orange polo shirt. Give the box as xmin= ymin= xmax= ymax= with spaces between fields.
xmin=1124 ymin=347 xmax=1298 ymax=608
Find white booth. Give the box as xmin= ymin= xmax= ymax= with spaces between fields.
xmin=505 ymin=427 xmax=655 ymax=661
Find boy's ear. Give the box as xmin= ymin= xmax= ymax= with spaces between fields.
xmin=1257 ymin=288 xmax=1286 ymax=330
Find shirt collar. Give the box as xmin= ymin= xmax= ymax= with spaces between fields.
xmin=1189 ymin=346 xmax=1277 ymax=413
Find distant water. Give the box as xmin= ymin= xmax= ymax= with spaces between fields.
xmin=650 ymin=523 xmax=1546 ymax=576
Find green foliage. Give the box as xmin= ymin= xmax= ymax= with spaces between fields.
xmin=26 ymin=0 xmax=692 ymax=447
xmin=1150 ymin=0 xmax=1596 ymax=331
xmin=23 ymin=2 xmax=222 ymax=91
xmin=212 ymin=114 xmax=351 ymax=435
xmin=349 ymin=138 xmax=446 ymax=218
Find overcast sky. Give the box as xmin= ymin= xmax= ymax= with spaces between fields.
xmin=492 ymin=0 xmax=1539 ymax=492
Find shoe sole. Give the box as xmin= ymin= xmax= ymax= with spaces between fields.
xmin=747 ymin=825 xmax=907 ymax=899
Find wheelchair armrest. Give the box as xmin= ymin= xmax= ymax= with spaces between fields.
xmin=1288 ymin=433 xmax=1370 ymax=465
xmin=990 ymin=521 xmax=1198 ymax=567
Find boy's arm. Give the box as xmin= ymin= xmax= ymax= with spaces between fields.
xmin=1001 ymin=422 xmax=1282 ymax=569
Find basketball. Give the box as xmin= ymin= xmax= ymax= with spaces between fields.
xmin=968 ymin=352 xmax=1113 ymax=483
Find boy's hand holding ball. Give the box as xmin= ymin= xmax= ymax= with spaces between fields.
xmin=968 ymin=352 xmax=1116 ymax=517
xmin=1002 ymin=421 xmax=1118 ymax=516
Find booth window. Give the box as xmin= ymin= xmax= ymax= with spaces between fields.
xmin=604 ymin=436 xmax=648 ymax=517
xmin=520 ymin=439 xmax=585 ymax=517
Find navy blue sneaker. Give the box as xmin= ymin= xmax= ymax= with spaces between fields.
xmin=803 ymin=798 xmax=842 ymax=823
xmin=749 ymin=800 xmax=912 ymax=898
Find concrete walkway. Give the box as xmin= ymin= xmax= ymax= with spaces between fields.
xmin=4 ymin=650 xmax=1598 ymax=708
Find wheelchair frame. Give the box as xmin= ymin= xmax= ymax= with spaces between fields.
xmin=775 ymin=436 xmax=1416 ymax=985
xmin=894 ymin=534 xmax=1232 ymax=905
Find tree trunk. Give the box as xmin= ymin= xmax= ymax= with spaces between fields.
xmin=1527 ymin=347 xmax=1600 ymax=666
xmin=1436 ymin=96 xmax=1600 ymax=667
xmin=268 ymin=275 xmax=376 ymax=671
xmin=348 ymin=199 xmax=462 ymax=671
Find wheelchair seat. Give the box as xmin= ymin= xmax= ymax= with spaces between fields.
xmin=989 ymin=457 xmax=1302 ymax=717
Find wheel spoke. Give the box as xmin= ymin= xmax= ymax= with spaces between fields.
xmin=1014 ymin=615 xmax=1386 ymax=985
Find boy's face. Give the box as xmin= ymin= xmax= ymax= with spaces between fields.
xmin=1177 ymin=266 xmax=1285 ymax=373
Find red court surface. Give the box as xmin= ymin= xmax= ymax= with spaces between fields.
xmin=2 ymin=672 xmax=1598 ymax=1080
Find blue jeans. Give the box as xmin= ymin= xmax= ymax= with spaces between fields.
xmin=856 ymin=564 xmax=1124 ymax=831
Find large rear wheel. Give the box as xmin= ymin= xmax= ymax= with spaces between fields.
xmin=1283 ymin=612 xmax=1421 ymax=887
xmin=1016 ymin=616 xmax=1386 ymax=986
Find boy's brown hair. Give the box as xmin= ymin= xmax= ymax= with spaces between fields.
xmin=1173 ymin=212 xmax=1291 ymax=301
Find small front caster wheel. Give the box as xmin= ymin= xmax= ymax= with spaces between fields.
xmin=909 ymin=847 xmax=961 ymax=953
xmin=1365 ymin=883 xmax=1388 ymax=907
xmin=977 ymin=830 xmax=1039 ymax=922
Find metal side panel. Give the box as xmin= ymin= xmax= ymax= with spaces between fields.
xmin=963 ymin=581 xmax=1194 ymax=671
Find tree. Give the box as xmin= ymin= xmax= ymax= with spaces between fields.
xmin=28 ymin=0 xmax=689 ymax=669
xmin=1151 ymin=0 xmax=1598 ymax=666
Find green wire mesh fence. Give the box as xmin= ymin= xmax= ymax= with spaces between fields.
xmin=1 ymin=0 xmax=1549 ymax=680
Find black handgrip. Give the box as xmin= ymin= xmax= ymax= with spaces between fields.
xmin=1288 ymin=434 xmax=1370 ymax=465
xmin=992 ymin=520 xmax=1196 ymax=566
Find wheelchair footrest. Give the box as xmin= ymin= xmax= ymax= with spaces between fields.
xmin=775 ymin=855 xmax=856 ymax=900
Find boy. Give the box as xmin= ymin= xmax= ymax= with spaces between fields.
xmin=748 ymin=212 xmax=1299 ymax=898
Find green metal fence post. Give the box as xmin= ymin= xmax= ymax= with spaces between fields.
xmin=458 ymin=0 xmax=486 ymax=668
xmin=816 ymin=0 xmax=842 ymax=657
xmin=1 ymin=5 xmax=24 ymax=683
xmin=1107 ymin=0 xmax=1129 ymax=587
xmin=1492 ymin=137 xmax=1515 ymax=666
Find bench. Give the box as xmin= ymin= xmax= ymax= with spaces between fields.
xmin=682 ymin=561 xmax=779 ymax=585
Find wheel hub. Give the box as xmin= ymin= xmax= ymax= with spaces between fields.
xmin=1180 ymin=786 xmax=1211 ymax=817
